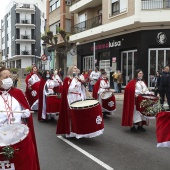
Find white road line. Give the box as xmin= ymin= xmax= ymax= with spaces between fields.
xmin=58 ymin=136 xmax=114 ymax=170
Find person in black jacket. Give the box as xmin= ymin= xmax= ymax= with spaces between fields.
xmin=159 ymin=66 xmax=169 ymax=109
xmin=154 ymin=71 xmax=161 ymax=96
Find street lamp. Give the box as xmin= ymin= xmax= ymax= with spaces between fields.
xmin=42 ymin=42 xmax=46 ymax=54
xmin=5 ymin=54 xmax=8 ymax=68
xmin=34 ymin=49 xmax=37 ymax=65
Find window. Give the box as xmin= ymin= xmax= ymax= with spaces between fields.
xmin=7 ymin=34 xmax=9 ymax=41
xmin=111 ymin=0 xmax=127 ymax=16
xmin=50 ymin=0 xmax=60 ymax=12
xmin=7 ymin=47 xmax=9 ymax=54
xmin=16 ymin=59 xmax=21 ymax=68
xmin=2 ymin=37 xmax=5 ymax=44
xmin=111 ymin=0 xmax=119 ymax=15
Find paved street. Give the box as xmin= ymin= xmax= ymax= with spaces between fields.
xmin=32 ymin=101 xmax=170 ymax=170
xmin=17 ymin=79 xmax=170 ymax=170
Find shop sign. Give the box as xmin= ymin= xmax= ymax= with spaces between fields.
xmin=91 ymin=39 xmax=121 ymax=51
xmin=156 ymin=32 xmax=167 ymax=44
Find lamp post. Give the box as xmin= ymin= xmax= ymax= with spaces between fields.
xmin=5 ymin=54 xmax=8 ymax=68
xmin=34 ymin=49 xmax=37 ymax=66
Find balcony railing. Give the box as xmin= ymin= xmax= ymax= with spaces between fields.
xmin=16 ymin=50 xmax=32 ymax=55
xmin=16 ymin=19 xmax=33 ymax=24
xmin=141 ymin=0 xmax=170 ymax=10
xmin=71 ymin=15 xmax=102 ymax=34
xmin=21 ymin=35 xmax=30 ymax=39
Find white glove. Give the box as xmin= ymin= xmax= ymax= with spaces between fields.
xmin=22 ymin=109 xmax=31 ymax=118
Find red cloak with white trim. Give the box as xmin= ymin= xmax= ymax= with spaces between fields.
xmin=122 ymin=80 xmax=136 ymax=127
xmin=0 ymin=87 xmax=40 ymax=170
xmin=56 ymin=77 xmax=72 ymax=135
xmin=38 ymin=78 xmax=46 ymax=121
xmin=92 ymin=78 xmax=101 ymax=99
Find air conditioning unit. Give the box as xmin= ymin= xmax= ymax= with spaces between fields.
xmin=66 ymin=1 xmax=71 ymax=6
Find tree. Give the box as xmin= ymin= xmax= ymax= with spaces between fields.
xmin=41 ymin=28 xmax=74 ymax=76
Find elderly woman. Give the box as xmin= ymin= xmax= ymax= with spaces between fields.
xmin=0 ymin=67 xmax=40 ymax=170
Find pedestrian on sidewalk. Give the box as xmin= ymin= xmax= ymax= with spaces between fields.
xmin=112 ymin=70 xmax=119 ymax=93
xmin=117 ymin=70 xmax=123 ymax=93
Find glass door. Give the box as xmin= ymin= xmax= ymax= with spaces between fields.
xmin=83 ymin=56 xmax=93 ymax=71
xmin=121 ymin=50 xmax=137 ymax=86
xmin=148 ymin=48 xmax=170 ymax=88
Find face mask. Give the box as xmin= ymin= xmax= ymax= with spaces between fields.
xmin=1 ymin=78 xmax=13 ymax=89
xmin=73 ymin=72 xmax=77 ymax=77
xmin=46 ymin=75 xmax=50 ymax=78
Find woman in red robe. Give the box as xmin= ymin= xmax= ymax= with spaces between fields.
xmin=122 ymin=69 xmax=154 ymax=133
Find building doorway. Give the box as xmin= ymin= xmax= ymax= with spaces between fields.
xmin=121 ymin=50 xmax=137 ymax=87
xmin=148 ymin=48 xmax=170 ymax=88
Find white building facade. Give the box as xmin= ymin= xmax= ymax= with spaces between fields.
xmin=1 ymin=0 xmax=46 ymax=78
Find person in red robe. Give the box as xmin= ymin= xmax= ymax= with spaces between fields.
xmin=25 ymin=66 xmax=41 ymax=110
xmin=0 ymin=67 xmax=40 ymax=170
xmin=56 ymin=65 xmax=87 ymax=136
xmin=122 ymin=69 xmax=154 ymax=133
xmin=38 ymin=70 xmax=60 ymax=121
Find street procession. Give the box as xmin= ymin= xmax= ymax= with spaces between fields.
xmin=1 ymin=0 xmax=170 ymax=170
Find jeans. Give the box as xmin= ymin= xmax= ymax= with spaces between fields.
xmin=114 ymin=81 xmax=118 ymax=93
xmin=88 ymin=83 xmax=93 ymax=92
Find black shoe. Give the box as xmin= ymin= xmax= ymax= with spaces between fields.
xmin=130 ymin=126 xmax=138 ymax=133
xmin=137 ymin=126 xmax=146 ymax=132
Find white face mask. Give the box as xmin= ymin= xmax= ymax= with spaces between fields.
xmin=1 ymin=78 xmax=13 ymax=89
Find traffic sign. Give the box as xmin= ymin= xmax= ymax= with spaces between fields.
xmin=41 ymin=54 xmax=47 ymax=61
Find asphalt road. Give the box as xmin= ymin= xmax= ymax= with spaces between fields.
xmin=32 ymin=101 xmax=170 ymax=170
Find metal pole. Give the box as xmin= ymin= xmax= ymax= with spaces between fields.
xmin=93 ymin=42 xmax=95 ymax=70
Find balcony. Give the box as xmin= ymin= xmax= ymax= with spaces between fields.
xmin=71 ymin=15 xmax=102 ymax=34
xmin=15 ymin=19 xmax=35 ymax=28
xmin=16 ymin=50 xmax=33 ymax=56
xmin=15 ymin=3 xmax=35 ymax=12
xmin=70 ymin=0 xmax=102 ymax=13
xmin=141 ymin=0 xmax=170 ymax=10
xmin=15 ymin=35 xmax=35 ymax=43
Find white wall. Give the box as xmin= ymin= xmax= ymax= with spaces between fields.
xmin=21 ymin=57 xmax=32 ymax=67
xmin=6 ymin=0 xmax=46 ymax=18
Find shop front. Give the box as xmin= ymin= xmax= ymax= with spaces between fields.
xmin=77 ymin=29 xmax=170 ymax=88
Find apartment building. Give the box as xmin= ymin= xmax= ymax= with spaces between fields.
xmin=46 ymin=0 xmax=74 ymax=71
xmin=70 ymin=0 xmax=170 ymax=88
xmin=1 ymin=0 xmax=46 ymax=78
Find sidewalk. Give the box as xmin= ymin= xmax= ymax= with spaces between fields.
xmin=18 ymin=78 xmax=124 ymax=101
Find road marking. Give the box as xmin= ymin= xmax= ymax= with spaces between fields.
xmin=58 ymin=136 xmax=114 ymax=170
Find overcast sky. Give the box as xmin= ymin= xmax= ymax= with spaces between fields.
xmin=0 ymin=0 xmax=10 ymax=21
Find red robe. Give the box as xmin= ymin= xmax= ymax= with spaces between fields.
xmin=92 ymin=78 xmax=102 ymax=99
xmin=38 ymin=78 xmax=46 ymax=121
xmin=0 ymin=88 xmax=40 ymax=170
xmin=121 ymin=79 xmax=136 ymax=127
xmin=56 ymin=77 xmax=72 ymax=134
